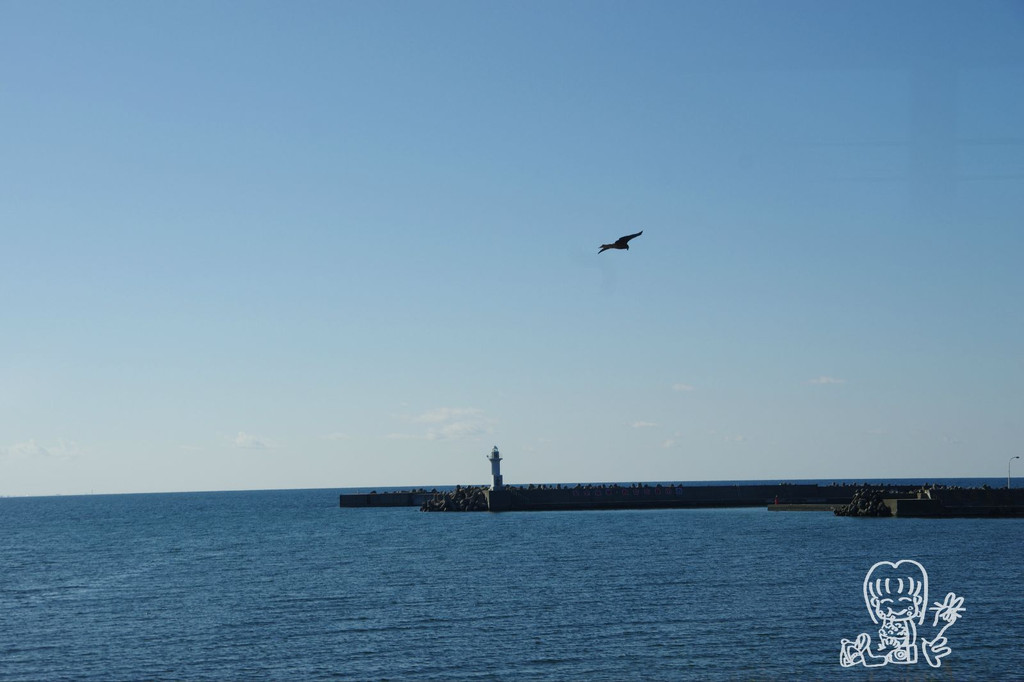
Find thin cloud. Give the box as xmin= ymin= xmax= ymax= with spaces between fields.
xmin=672 ymin=383 xmax=696 ymax=392
xmin=4 ymin=439 xmax=47 ymax=459
xmin=392 ymin=407 xmax=496 ymax=441
xmin=808 ymin=376 xmax=846 ymax=385
xmin=413 ymin=407 xmax=482 ymax=424
xmin=630 ymin=421 xmax=658 ymax=429
xmin=323 ymin=432 xmax=351 ymax=441
xmin=385 ymin=432 xmax=420 ymax=440
xmin=1 ymin=438 xmax=80 ymax=460
xmin=233 ymin=432 xmax=274 ymax=450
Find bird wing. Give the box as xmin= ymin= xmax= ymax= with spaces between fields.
xmin=612 ymin=230 xmax=643 ymax=247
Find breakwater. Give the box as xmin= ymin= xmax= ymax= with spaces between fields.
xmin=419 ymin=485 xmax=488 ymax=512
xmin=340 ymin=482 xmax=918 ymax=512
xmin=883 ymin=486 xmax=1024 ymax=517
xmin=338 ymin=482 xmax=1024 ymax=516
xmin=484 ymin=482 xmax=882 ymax=511
xmin=337 ymin=489 xmax=437 ymax=508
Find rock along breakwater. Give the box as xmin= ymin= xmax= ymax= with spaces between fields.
xmin=419 ymin=485 xmax=488 ymax=512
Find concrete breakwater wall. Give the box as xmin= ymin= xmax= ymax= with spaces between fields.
xmin=482 ymin=483 xmax=907 ymax=512
xmin=885 ymin=487 xmax=1024 ymax=517
xmin=338 ymin=483 xmax=1024 ymax=516
xmin=337 ymin=489 xmax=436 ymax=508
xmin=339 ymin=482 xmax=922 ymax=511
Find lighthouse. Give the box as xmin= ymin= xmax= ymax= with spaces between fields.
xmin=487 ymin=446 xmax=503 ymax=490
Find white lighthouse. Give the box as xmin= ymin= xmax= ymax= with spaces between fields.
xmin=487 ymin=446 xmax=503 ymax=490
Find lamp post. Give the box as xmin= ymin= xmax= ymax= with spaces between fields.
xmin=1010 ymin=456 xmax=1020 ymax=489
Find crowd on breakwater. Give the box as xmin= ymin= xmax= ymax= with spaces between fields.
xmin=340 ymin=480 xmax=1012 ymax=514
xmin=416 ymin=481 xmax=886 ymax=512
xmin=375 ymin=481 xmax=956 ymax=496
xmin=417 ymin=482 xmax=727 ymax=512
xmin=348 ymin=481 xmax=995 ymax=514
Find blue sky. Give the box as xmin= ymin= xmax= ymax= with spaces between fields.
xmin=2 ymin=1 xmax=1023 ymax=495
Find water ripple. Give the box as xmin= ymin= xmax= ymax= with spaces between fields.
xmin=1 ymin=492 xmax=1021 ymax=680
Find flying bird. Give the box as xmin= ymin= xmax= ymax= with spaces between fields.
xmin=599 ymin=230 xmax=643 ymax=253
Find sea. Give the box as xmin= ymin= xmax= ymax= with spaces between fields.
xmin=2 ymin=479 xmax=1022 ymax=681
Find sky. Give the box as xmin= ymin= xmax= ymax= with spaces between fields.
xmin=2 ymin=1 xmax=1023 ymax=496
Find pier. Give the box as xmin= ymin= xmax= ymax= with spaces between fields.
xmin=340 ymin=481 xmax=923 ymax=512
xmin=339 ymin=481 xmax=1024 ymax=516
xmin=338 ymin=446 xmax=1024 ymax=516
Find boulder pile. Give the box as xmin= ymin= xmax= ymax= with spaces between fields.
xmin=833 ymin=487 xmax=892 ymax=517
xmin=420 ymin=485 xmax=488 ymax=512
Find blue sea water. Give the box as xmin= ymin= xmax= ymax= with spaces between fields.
xmin=2 ymin=485 xmax=1022 ymax=681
